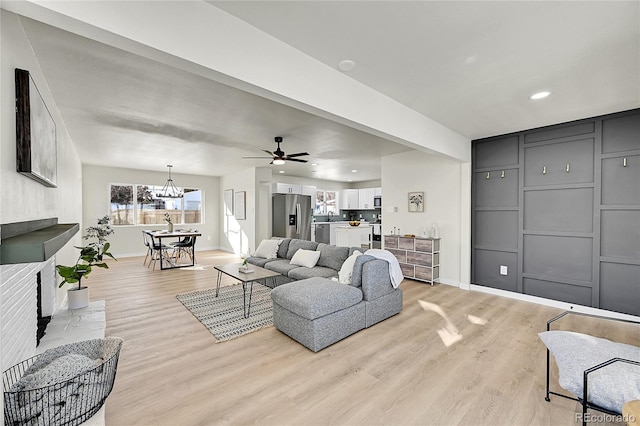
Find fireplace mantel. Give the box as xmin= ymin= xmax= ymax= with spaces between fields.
xmin=0 ymin=218 xmax=79 ymax=265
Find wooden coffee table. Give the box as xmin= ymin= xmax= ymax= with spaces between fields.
xmin=214 ymin=263 xmax=281 ymax=318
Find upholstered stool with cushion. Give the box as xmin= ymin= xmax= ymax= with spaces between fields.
xmin=271 ymin=277 xmax=366 ymax=352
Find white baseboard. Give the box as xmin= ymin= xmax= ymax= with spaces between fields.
xmin=469 ymin=284 xmax=640 ymax=322
xmin=436 ymin=277 xmax=460 ymax=287
xmin=116 ymin=245 xmax=228 ymax=258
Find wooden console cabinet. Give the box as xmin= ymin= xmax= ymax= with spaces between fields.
xmin=384 ymin=235 xmax=440 ymax=285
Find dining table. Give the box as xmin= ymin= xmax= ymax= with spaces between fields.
xmin=144 ymin=229 xmax=201 ymax=270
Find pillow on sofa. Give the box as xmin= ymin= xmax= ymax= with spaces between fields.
xmin=254 ymin=239 xmax=281 ymax=259
xmin=539 ymin=330 xmax=640 ymax=414
xmin=286 ymin=239 xmax=319 ymax=259
xmin=290 ymin=249 xmax=321 ymax=268
xmin=272 ymin=237 xmax=291 ymax=259
xmin=338 ymin=250 xmax=362 ymax=284
xmin=317 ymin=244 xmax=350 ymax=271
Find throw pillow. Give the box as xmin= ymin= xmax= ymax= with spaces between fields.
xmin=290 ymin=249 xmax=321 ymax=268
xmin=253 ymin=239 xmax=281 ymax=259
xmin=338 ymin=250 xmax=362 ymax=284
xmin=539 ymin=330 xmax=640 ymax=413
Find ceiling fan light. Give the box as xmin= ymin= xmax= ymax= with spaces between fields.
xmin=273 ymin=158 xmax=285 ymax=165
xmin=529 ymin=91 xmax=551 ymax=100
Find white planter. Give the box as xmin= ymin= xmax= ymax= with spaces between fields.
xmin=68 ymin=286 xmax=89 ymax=310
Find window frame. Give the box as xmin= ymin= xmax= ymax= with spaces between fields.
xmin=109 ymin=182 xmax=204 ymax=226
xmin=315 ymin=189 xmax=338 ymax=215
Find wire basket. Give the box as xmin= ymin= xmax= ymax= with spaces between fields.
xmin=3 ymin=337 xmax=123 ymax=426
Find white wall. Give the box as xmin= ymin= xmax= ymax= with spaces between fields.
xmin=382 ymin=150 xmax=463 ymax=286
xmin=220 ymin=168 xmax=259 ymax=256
xmin=82 ymin=165 xmax=220 ymax=257
xmin=1 ymin=10 xmax=83 ymax=377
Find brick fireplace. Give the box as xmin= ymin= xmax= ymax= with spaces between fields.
xmin=0 ymin=258 xmax=57 ymax=369
xmin=0 ymin=218 xmax=78 ymax=371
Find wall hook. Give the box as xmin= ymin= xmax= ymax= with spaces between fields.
xmin=501 ymin=170 xmax=505 ymax=178
xmin=566 ymin=163 xmax=570 ymax=173
xmin=486 ymin=172 xmax=490 ymax=179
xmin=542 ymin=166 xmax=547 ymax=175
xmin=623 ymin=157 xmax=627 ymax=167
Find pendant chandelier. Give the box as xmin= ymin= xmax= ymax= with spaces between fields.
xmin=156 ymin=165 xmax=183 ymax=198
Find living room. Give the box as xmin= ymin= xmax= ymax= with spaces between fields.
xmin=1 ymin=1 xmax=638 ymax=425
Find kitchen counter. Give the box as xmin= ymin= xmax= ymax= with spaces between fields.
xmin=314 ymin=221 xmax=365 ymax=225
xmin=335 ymin=226 xmax=372 ymax=249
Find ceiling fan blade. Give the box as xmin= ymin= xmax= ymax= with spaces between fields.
xmin=242 ymin=156 xmax=274 ymax=159
xmin=288 ymin=158 xmax=308 ymax=163
xmin=262 ymin=149 xmax=276 ymax=157
xmin=285 ymin=152 xmax=309 ymax=158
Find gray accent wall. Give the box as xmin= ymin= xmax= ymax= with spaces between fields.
xmin=472 ymin=109 xmax=640 ymax=317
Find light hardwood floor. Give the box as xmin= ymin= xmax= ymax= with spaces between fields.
xmin=87 ymin=250 xmax=638 ymax=426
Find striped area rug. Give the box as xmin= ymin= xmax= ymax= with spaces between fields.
xmin=176 ymin=284 xmax=273 ymax=342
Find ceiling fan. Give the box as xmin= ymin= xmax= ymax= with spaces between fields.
xmin=243 ymin=136 xmax=309 ymax=165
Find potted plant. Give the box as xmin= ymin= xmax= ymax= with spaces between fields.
xmin=164 ymin=212 xmax=174 ymax=232
xmin=56 ymin=216 xmax=116 ymax=309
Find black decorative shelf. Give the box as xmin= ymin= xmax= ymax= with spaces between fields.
xmin=0 ymin=218 xmax=79 ymax=265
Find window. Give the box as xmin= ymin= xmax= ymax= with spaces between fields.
xmin=315 ymin=189 xmax=338 ymax=215
xmin=110 ymin=185 xmax=134 ymax=225
xmin=110 ymin=183 xmax=203 ymax=226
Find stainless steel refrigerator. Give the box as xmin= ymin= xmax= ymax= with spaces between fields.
xmin=272 ymin=193 xmax=312 ymax=240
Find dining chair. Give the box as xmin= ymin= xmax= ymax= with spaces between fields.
xmin=145 ymin=232 xmax=173 ymax=270
xmin=142 ymin=231 xmax=152 ymax=266
xmin=171 ymin=235 xmax=195 ymax=264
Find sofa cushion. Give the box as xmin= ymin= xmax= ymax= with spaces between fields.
xmin=350 ymin=255 xmax=376 ymax=288
xmin=288 ymin=266 xmax=339 ymax=281
xmin=290 ymin=249 xmax=321 ymax=268
xmin=264 ymin=259 xmax=300 ymax=276
xmin=272 ymin=237 xmax=291 ymax=259
xmin=316 ymin=243 xmax=350 ymax=272
xmin=286 ymin=239 xmax=318 ymax=259
xmin=361 ymin=259 xmax=395 ymax=301
xmin=271 ymin=277 xmax=363 ymax=320
xmin=246 ymin=256 xmax=275 ymax=267
xmin=254 ymin=239 xmax=281 ymax=259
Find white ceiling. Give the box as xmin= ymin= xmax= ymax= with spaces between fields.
xmin=15 ymin=1 xmax=640 ymax=182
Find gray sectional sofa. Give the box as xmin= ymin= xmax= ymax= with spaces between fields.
xmin=246 ymin=237 xmax=361 ymax=287
xmin=247 ymin=238 xmax=403 ymax=352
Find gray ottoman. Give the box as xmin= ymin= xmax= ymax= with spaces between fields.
xmin=271 ymin=277 xmax=366 ymax=352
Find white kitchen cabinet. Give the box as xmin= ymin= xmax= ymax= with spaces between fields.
xmin=273 ymin=183 xmax=302 ymax=194
xmin=273 ymin=183 xmax=316 ymax=197
xmin=358 ymin=188 xmax=375 ymax=210
xmin=374 ymin=187 xmax=382 ymax=196
xmin=340 ymin=189 xmax=359 ymax=210
xmin=301 ymin=185 xmax=317 ymax=197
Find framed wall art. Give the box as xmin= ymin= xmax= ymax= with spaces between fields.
xmin=234 ymin=191 xmax=246 ymax=220
xmin=408 ymin=191 xmax=424 ymax=212
xmin=15 ymin=68 xmax=57 ymax=187
xmin=224 ymin=189 xmax=234 ymax=216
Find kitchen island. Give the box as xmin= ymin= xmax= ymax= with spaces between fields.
xmin=335 ymin=225 xmax=372 ymax=249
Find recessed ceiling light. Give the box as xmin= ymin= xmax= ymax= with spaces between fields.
xmin=338 ymin=59 xmax=356 ymax=72
xmin=530 ymin=91 xmax=551 ymax=100
xmin=351 ymin=169 xmax=358 ymax=173
xmin=311 ymin=163 xmax=318 ymax=166
xmin=278 ymin=170 xmax=285 ymax=174
xmin=348 ymin=179 xmax=353 ymax=182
